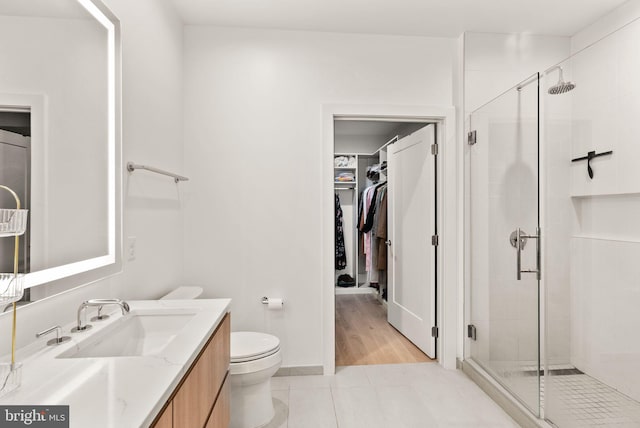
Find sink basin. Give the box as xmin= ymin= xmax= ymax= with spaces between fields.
xmin=58 ymin=312 xmax=195 ymax=358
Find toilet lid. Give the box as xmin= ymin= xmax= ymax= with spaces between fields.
xmin=231 ymin=332 xmax=280 ymax=363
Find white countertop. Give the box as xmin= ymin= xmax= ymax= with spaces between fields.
xmin=0 ymin=299 xmax=231 ymax=428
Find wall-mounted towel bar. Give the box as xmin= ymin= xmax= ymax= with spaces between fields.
xmin=571 ymin=150 xmax=612 ymax=179
xmin=126 ymin=162 xmax=189 ymax=183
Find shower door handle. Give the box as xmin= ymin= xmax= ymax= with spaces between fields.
xmin=512 ymin=227 xmax=541 ymax=281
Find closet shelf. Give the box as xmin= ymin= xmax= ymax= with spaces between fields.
xmin=334 ymin=167 xmax=356 ymax=170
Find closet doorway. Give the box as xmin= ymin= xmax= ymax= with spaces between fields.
xmin=333 ymin=118 xmax=438 ymax=366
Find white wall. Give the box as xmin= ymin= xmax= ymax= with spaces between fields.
xmin=0 ymin=0 xmax=185 ymax=355
xmin=571 ymin=0 xmax=640 ymax=53
xmin=183 ymin=26 xmax=454 ymax=367
xmin=112 ymin=0 xmax=185 ymax=302
xmin=546 ymin=0 xmax=640 ymax=405
xmin=465 ymin=32 xmax=571 ymax=114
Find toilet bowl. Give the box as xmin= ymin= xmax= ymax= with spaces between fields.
xmin=230 ymin=331 xmax=282 ymax=428
xmin=159 ymin=287 xmax=281 ymax=428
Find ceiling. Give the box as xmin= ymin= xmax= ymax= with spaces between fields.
xmin=334 ymin=120 xmax=429 ymax=141
xmin=0 ymin=0 xmax=91 ymax=19
xmin=170 ymin=0 xmax=628 ymax=37
xmin=335 ymin=121 xmax=403 ymax=138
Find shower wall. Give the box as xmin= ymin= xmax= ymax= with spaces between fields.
xmin=545 ymin=4 xmax=640 ymax=404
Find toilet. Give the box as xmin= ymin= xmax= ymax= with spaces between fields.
xmin=229 ymin=331 xmax=282 ymax=428
xmin=160 ymin=287 xmax=282 ymax=428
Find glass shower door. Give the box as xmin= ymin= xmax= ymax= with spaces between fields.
xmin=468 ymin=73 xmax=541 ymax=415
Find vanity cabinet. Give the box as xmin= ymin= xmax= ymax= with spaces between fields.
xmin=152 ymin=313 xmax=230 ymax=428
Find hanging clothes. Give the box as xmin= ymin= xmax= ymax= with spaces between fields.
xmin=375 ymin=188 xmax=388 ymax=270
xmin=371 ymin=183 xmax=387 ymax=237
xmin=369 ymin=183 xmax=386 ymax=283
xmin=356 ymin=184 xmax=379 ymax=284
xmin=365 ymin=186 xmax=379 ymax=284
xmin=361 ymin=182 xmax=386 ymax=233
xmin=356 ymin=161 xmax=390 ymax=286
xmin=335 ymin=194 xmax=347 ymax=270
xmin=359 ymin=186 xmax=375 ymax=274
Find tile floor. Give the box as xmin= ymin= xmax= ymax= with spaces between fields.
xmin=265 ymin=363 xmax=520 ymax=428
xmin=544 ymin=374 xmax=640 ymax=427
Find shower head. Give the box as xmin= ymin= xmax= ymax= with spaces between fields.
xmin=547 ymin=66 xmax=576 ymax=95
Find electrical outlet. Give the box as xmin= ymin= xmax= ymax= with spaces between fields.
xmin=127 ymin=236 xmax=136 ymax=261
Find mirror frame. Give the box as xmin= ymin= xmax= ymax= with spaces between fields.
xmin=0 ymin=0 xmax=122 ymax=295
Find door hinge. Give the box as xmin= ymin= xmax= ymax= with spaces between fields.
xmin=431 ymin=326 xmax=439 ymax=338
xmin=431 ymin=143 xmax=439 ymax=155
xmin=467 ymin=324 xmax=477 ymax=341
xmin=467 ymin=130 xmax=477 ymax=146
xmin=431 ymin=235 xmax=439 ymax=246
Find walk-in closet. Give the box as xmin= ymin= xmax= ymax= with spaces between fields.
xmin=333 ymin=119 xmax=438 ymax=366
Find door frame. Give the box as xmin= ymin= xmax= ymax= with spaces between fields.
xmin=322 ymin=104 xmax=457 ymax=374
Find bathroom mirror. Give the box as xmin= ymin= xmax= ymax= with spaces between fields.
xmin=0 ymin=0 xmax=121 ymax=304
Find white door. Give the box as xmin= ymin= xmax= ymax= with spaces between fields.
xmin=387 ymin=125 xmax=436 ymax=358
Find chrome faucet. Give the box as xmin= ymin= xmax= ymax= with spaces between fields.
xmin=72 ymin=299 xmax=130 ymax=333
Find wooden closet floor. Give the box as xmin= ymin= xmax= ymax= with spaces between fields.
xmin=335 ymin=293 xmax=434 ymax=366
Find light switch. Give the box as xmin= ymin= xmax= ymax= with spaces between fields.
xmin=127 ymin=236 xmax=136 ymax=261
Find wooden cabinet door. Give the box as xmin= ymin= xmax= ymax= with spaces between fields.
xmin=205 ymin=378 xmax=230 ymax=428
xmin=173 ymin=314 xmax=230 ymax=428
xmin=153 ymin=403 xmax=173 ymax=428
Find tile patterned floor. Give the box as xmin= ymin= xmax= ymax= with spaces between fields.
xmin=544 ymin=374 xmax=640 ymax=427
xmin=484 ymin=362 xmax=640 ymax=427
xmin=264 ymin=363 xmax=520 ymax=428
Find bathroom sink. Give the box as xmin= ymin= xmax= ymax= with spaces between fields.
xmin=58 ymin=312 xmax=195 ymax=358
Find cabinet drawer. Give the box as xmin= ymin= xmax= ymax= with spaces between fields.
xmin=173 ymin=313 xmax=230 ymax=428
xmin=205 ymin=377 xmax=230 ymax=428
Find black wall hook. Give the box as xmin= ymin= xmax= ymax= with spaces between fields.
xmin=571 ymin=150 xmax=613 ymax=179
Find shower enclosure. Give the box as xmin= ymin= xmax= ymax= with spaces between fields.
xmin=467 ymin=16 xmax=640 ymax=427
xmin=468 ymin=73 xmax=541 ymax=417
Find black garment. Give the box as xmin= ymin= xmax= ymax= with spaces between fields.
xmin=360 ymin=182 xmax=386 ymax=233
xmin=335 ymin=194 xmax=347 ymax=270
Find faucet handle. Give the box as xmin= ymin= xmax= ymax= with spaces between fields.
xmin=91 ymin=305 xmax=110 ymax=322
xmin=36 ymin=326 xmax=71 ymax=346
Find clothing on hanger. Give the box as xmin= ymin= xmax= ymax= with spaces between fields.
xmin=361 ymin=182 xmax=386 ymax=233
xmin=375 ymin=189 xmax=388 ymax=270
xmin=335 ymin=194 xmax=347 ymax=270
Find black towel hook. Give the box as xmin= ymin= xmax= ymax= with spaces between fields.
xmin=571 ymin=150 xmax=613 ymax=179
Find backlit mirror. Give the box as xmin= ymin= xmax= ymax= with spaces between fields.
xmin=0 ymin=0 xmax=121 ymax=305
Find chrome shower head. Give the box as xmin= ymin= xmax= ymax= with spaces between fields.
xmin=547 ymin=66 xmax=576 ymax=95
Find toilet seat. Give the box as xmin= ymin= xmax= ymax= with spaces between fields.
xmin=231 ymin=332 xmax=280 ymax=363
xmin=229 ymin=349 xmax=282 ymax=376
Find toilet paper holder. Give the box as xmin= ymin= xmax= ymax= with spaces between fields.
xmin=261 ymin=297 xmax=283 ymax=305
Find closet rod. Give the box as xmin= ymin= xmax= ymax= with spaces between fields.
xmin=126 ymin=162 xmax=189 ymax=183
